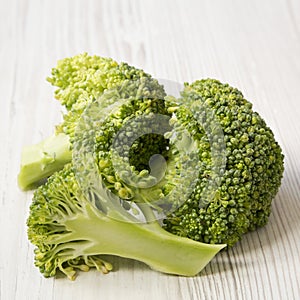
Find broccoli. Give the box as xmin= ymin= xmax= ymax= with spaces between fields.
xmin=18 ymin=53 xmax=154 ymax=190
xmin=28 ymin=163 xmax=225 ymax=280
xmin=27 ymin=79 xmax=226 ymax=279
xmin=163 ymin=79 xmax=284 ymax=246
xmin=19 ymin=54 xmax=284 ymax=279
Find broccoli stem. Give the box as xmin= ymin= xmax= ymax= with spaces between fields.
xmin=18 ymin=133 xmax=72 ymax=190
xmin=61 ymin=203 xmax=226 ymax=276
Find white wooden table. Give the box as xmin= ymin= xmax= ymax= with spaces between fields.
xmin=1 ymin=0 xmax=300 ymax=299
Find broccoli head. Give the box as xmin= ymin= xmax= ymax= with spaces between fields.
xmin=163 ymin=79 xmax=284 ymax=246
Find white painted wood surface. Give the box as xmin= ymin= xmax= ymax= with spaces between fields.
xmin=1 ymin=0 xmax=300 ymax=299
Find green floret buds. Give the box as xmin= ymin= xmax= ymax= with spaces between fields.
xmin=47 ymin=52 xmax=150 ymax=111
xmin=163 ymin=79 xmax=284 ymax=246
xmin=48 ymin=53 xmax=152 ymax=141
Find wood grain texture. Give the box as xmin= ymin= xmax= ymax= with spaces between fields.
xmin=1 ymin=0 xmax=299 ymax=299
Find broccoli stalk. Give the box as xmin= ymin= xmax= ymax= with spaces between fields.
xmin=28 ymin=164 xmax=226 ymax=279
xmin=18 ymin=133 xmax=71 ymax=190
xmin=53 ymin=200 xmax=225 ymax=277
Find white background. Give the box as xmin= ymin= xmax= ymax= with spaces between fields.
xmin=1 ymin=0 xmax=300 ymax=299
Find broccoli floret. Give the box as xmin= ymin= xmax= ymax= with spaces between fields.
xmin=163 ymin=79 xmax=284 ymax=246
xmin=18 ymin=53 xmax=156 ymax=190
xmin=28 ymin=163 xmax=225 ymax=280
